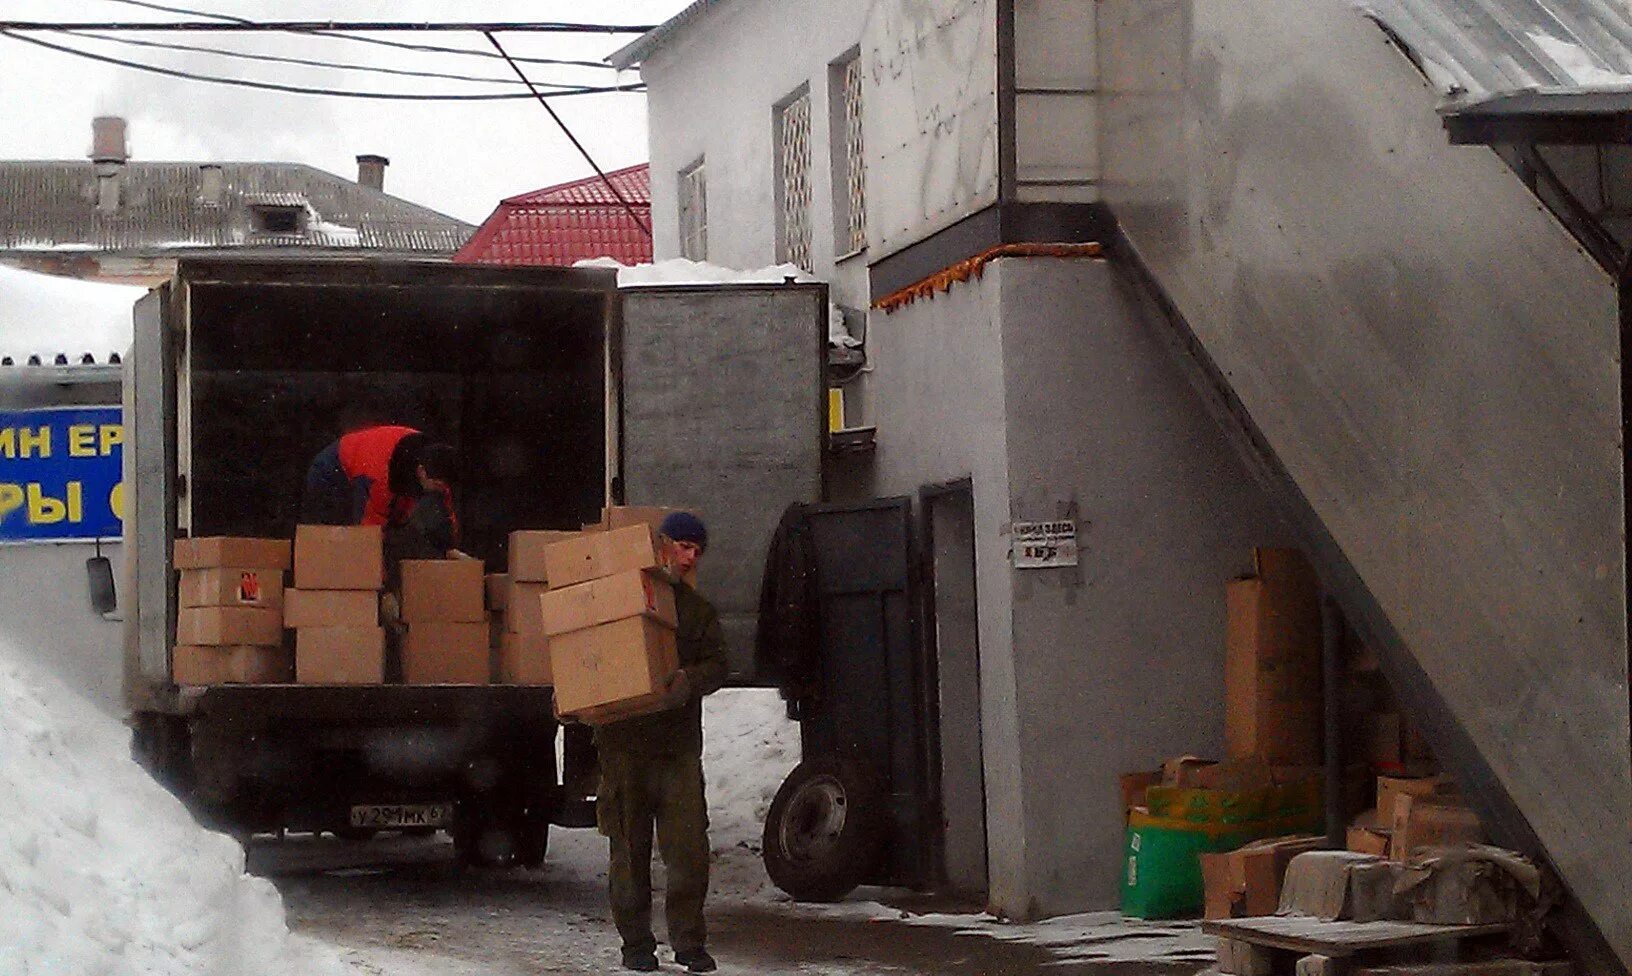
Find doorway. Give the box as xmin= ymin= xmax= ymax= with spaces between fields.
xmin=922 ymin=480 xmax=988 ymax=897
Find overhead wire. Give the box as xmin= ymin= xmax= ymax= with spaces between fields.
xmin=63 ymin=29 xmax=594 ymax=89
xmin=483 ymin=30 xmax=651 ymax=239
xmin=0 ymin=20 xmax=659 ymax=34
xmin=99 ymin=0 xmax=620 ymax=70
xmin=0 ymin=28 xmax=644 ymax=100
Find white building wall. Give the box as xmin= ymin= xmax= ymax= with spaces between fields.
xmin=0 ymin=543 xmax=125 ymax=714
xmin=641 ymin=0 xmax=874 ymax=311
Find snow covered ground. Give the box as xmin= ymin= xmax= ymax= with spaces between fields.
xmin=0 ymin=637 xmax=346 ymax=976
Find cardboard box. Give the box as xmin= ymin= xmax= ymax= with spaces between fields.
xmin=1390 ymin=795 xmax=1483 ymax=860
xmin=499 ymin=630 xmax=552 ymax=685
xmin=1203 ymin=835 xmax=1326 ymax=919
xmin=178 ymin=567 xmax=285 ymax=609
xmin=403 ymin=621 xmax=490 ymax=684
xmin=177 ymin=606 xmax=283 ymax=646
xmin=294 ymin=525 xmax=383 ymax=590
xmin=550 ymin=615 xmax=678 ymax=715
xmin=1119 ymin=770 xmax=1160 ymax=819
xmin=542 ymin=569 xmax=678 ymax=637
xmin=1279 ymin=850 xmax=1407 ymax=921
xmin=173 ymin=644 xmax=293 ymax=684
xmin=284 ymin=588 xmax=379 ymax=629
xmin=508 ymin=581 xmax=550 ymax=636
xmin=543 ymin=524 xmax=661 ymax=590
xmin=1160 ymin=755 xmax=1217 ymax=787
xmin=1224 ymin=548 xmax=1322 ymax=765
xmin=604 ymin=505 xmax=679 ymax=532
xmin=485 ymin=573 xmax=510 ymax=611
xmin=509 ymin=529 xmax=581 ymax=583
xmin=295 ymin=626 xmax=386 ymax=684
xmin=1348 ymin=823 xmax=1392 ymax=858
xmin=1200 ymin=852 xmax=1238 ymax=920
xmin=400 ymin=558 xmax=485 ymax=622
xmin=173 ymin=536 xmax=292 ymax=571
xmin=1377 ymin=775 xmax=1457 ymax=825
xmin=564 ymin=693 xmax=674 ymax=727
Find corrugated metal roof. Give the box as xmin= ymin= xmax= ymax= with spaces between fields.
xmin=0 ymin=161 xmax=473 ymax=255
xmin=1359 ymin=0 xmax=1632 ymax=98
xmin=502 ymin=163 xmax=651 ymax=207
xmin=609 ymin=0 xmax=729 ymax=69
xmin=454 ymin=165 xmax=653 ymax=267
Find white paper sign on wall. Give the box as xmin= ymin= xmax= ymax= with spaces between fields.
xmin=1011 ymin=520 xmax=1078 ymax=569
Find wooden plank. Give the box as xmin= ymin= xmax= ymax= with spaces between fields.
xmin=1202 ymin=917 xmax=1511 ymax=957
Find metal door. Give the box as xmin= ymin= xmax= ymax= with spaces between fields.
xmin=799 ymin=496 xmax=931 ymax=888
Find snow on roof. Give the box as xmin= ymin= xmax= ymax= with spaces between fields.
xmin=0 ymin=263 xmax=145 ymax=363
xmin=575 ymin=256 xmax=817 ymax=286
xmin=1357 ymin=0 xmax=1632 ymax=98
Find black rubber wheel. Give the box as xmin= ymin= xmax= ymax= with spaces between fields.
xmin=762 ymin=755 xmax=886 ymax=902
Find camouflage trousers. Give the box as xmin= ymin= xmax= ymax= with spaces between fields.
xmin=598 ymin=748 xmax=711 ymax=954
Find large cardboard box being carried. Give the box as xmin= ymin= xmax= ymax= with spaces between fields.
xmin=550 ymin=617 xmax=679 ymax=720
xmin=543 ymin=524 xmax=662 ymax=591
xmin=1225 ymin=548 xmax=1322 ymax=765
xmin=294 ymin=525 xmax=383 ymax=590
xmin=296 ymin=626 xmax=386 ymax=684
xmin=399 ymin=558 xmax=485 ymax=622
xmin=541 ymin=568 xmax=678 ymax=635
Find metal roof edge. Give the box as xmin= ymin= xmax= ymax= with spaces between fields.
xmin=609 ymin=0 xmax=727 ymax=69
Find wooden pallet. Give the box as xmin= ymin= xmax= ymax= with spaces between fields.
xmin=1205 ymin=916 xmax=1514 ymax=975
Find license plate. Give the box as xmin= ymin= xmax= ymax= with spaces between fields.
xmin=349 ymin=803 xmax=453 ymax=829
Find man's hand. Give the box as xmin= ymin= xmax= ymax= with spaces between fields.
xmin=660 ymin=668 xmax=692 ymax=709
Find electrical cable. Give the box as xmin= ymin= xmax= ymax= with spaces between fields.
xmin=0 ymin=29 xmax=644 ymax=100
xmin=484 ymin=31 xmax=651 ymax=239
xmin=98 ymin=0 xmax=619 ymax=70
xmin=0 ymin=20 xmax=659 ymax=34
xmin=62 ymin=30 xmax=607 ymax=89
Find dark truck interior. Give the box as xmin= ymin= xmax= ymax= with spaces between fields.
xmin=183 ymin=265 xmax=613 ymax=569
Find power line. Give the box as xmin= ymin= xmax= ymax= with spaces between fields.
xmin=484 ymin=31 xmax=651 ymax=239
xmin=0 ymin=21 xmax=658 ymax=34
xmin=0 ymin=29 xmax=644 ymax=100
xmin=99 ymin=1 xmax=618 ymax=69
xmin=64 ymin=29 xmax=596 ymax=89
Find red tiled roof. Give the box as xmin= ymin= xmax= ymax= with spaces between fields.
xmin=453 ymin=163 xmax=652 ymax=267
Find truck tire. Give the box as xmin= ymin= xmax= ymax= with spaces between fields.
xmin=762 ymin=755 xmax=886 ymax=902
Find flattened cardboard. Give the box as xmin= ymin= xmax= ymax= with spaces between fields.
xmin=550 ymin=615 xmax=678 ymax=715
xmin=178 ymin=567 xmax=285 ymax=609
xmin=498 ymin=630 xmax=552 ymax=686
xmin=173 ymin=536 xmax=292 ymax=571
xmin=542 ymin=524 xmax=661 ymax=590
xmin=509 ymin=529 xmax=581 ymax=583
xmin=399 ymin=558 xmax=485 ymax=622
xmin=295 ymin=626 xmax=386 ymax=684
xmin=173 ymin=644 xmax=293 ymax=685
xmin=294 ymin=525 xmax=383 ymax=590
xmin=284 ymin=588 xmax=379 ymax=629
xmin=177 ymin=606 xmax=283 ymax=646
xmin=541 ymin=569 xmax=678 ymax=637
xmin=403 ymin=621 xmax=490 ymax=684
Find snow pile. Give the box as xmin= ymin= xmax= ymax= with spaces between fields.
xmin=0 ymin=262 xmax=145 ymax=363
xmin=901 ymin=910 xmax=1214 ymax=966
xmin=701 ymin=689 xmax=800 ymax=901
xmin=576 ymin=256 xmax=817 ymax=287
xmin=0 ymin=639 xmax=347 ymax=976
xmin=1526 ymin=32 xmax=1632 ymax=89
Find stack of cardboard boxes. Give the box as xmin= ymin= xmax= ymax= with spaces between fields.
xmin=542 ymin=523 xmax=680 ymax=724
xmin=288 ymin=525 xmax=386 ymax=684
xmin=399 ymin=556 xmax=488 ymax=684
xmin=500 ymin=530 xmax=578 ymax=685
xmin=172 ymin=537 xmax=292 ymax=684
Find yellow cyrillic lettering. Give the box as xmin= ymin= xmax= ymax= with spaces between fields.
xmin=69 ymin=425 xmax=96 ymax=457
xmin=0 ymin=483 xmax=22 ymax=520
xmin=66 ymin=482 xmax=83 ymax=523
xmin=27 ymin=484 xmax=67 ymax=524
xmin=100 ymin=424 xmax=124 ymax=455
xmin=18 ymin=427 xmax=49 ymax=459
xmin=109 ymin=482 xmax=126 ymax=521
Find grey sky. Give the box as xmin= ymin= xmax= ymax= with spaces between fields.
xmin=0 ymin=0 xmax=685 ymax=224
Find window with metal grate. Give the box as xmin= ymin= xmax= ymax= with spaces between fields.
xmin=678 ymin=158 xmax=708 ymax=262
xmin=776 ymin=88 xmax=814 ymax=270
xmin=833 ymin=53 xmax=866 ymax=256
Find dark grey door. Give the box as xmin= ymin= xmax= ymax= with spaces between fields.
xmin=800 ymin=496 xmax=931 ymax=888
xmin=619 ymin=284 xmax=828 ymax=682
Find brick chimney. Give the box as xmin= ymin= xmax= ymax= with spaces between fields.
xmin=90 ymin=117 xmax=129 ymax=213
xmin=356 ymin=154 xmax=388 ymax=191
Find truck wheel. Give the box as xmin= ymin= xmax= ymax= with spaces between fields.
xmin=762 ymin=756 xmax=886 ymax=902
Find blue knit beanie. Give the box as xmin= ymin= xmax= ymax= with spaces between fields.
xmin=659 ymin=511 xmax=708 ymax=550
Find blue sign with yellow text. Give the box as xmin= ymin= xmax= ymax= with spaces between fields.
xmin=0 ymin=406 xmax=124 ymax=543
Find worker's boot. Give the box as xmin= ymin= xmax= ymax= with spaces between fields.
xmin=673 ymin=948 xmax=717 ymax=974
xmin=620 ymin=947 xmax=658 ymax=972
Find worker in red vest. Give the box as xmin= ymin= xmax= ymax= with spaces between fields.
xmin=301 ymin=424 xmax=459 ymax=550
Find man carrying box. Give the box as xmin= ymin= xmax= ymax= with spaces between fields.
xmin=595 ymin=512 xmax=727 ymax=974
